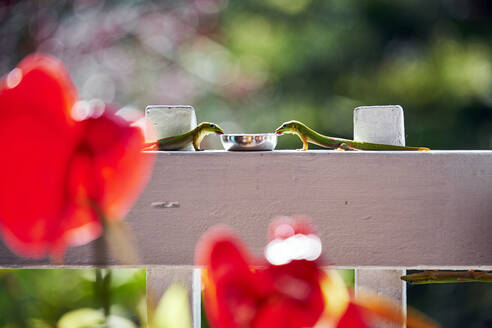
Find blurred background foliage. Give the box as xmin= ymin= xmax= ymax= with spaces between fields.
xmin=0 ymin=269 xmax=146 ymax=327
xmin=1 ymin=0 xmax=492 ymax=327
xmin=1 ymin=0 xmax=492 ymax=149
xmin=407 ymin=274 xmax=492 ymax=328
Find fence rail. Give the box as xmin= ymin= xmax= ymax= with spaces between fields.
xmin=2 ymin=150 xmax=491 ymax=327
xmin=2 ymin=150 xmax=492 ymax=267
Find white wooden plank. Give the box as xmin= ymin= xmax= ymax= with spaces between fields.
xmin=1 ymin=150 xmax=492 ymax=267
xmin=354 ymin=105 xmax=406 ymax=146
xmin=355 ymin=268 xmax=406 ymax=328
xmin=146 ymin=266 xmax=195 ymax=326
xmin=353 ymin=105 xmax=407 ymax=323
xmin=145 ymin=105 xmax=197 ymax=150
xmin=192 ymin=268 xmax=202 ymax=328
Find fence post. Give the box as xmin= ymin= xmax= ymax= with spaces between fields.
xmin=355 ymin=268 xmax=406 ymax=326
xmin=146 ymin=266 xmax=199 ymax=327
xmin=353 ymin=105 xmax=407 ymax=328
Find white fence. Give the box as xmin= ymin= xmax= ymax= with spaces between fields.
xmin=1 ymin=150 xmax=492 ymax=327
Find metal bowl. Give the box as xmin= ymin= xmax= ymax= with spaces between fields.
xmin=221 ymin=133 xmax=277 ymax=151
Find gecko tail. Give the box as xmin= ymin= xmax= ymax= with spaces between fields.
xmin=142 ymin=141 xmax=158 ymax=151
xmin=399 ymin=145 xmax=431 ymax=151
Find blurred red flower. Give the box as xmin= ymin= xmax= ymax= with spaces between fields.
xmin=0 ymin=54 xmax=153 ymax=259
xmin=195 ymin=216 xmax=371 ymax=328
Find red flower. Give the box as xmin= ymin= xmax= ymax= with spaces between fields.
xmin=196 ymin=218 xmax=327 ymax=328
xmin=195 ymin=216 xmax=396 ymax=328
xmin=196 ymin=216 xmax=437 ymax=327
xmin=197 ymin=227 xmax=264 ymax=328
xmin=0 ymin=54 xmax=153 ymax=259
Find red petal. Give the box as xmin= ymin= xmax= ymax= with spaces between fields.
xmin=197 ymin=224 xmax=326 ymax=328
xmin=264 ymin=260 xmax=325 ymax=328
xmin=336 ymin=303 xmax=371 ymax=328
xmin=75 ymin=109 xmax=154 ymax=221
xmin=196 ymin=227 xmax=264 ymax=328
xmin=0 ymin=54 xmax=83 ymax=258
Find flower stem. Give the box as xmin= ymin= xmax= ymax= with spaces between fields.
xmin=95 ymin=268 xmax=112 ymax=320
xmin=90 ymin=200 xmax=140 ymax=265
xmin=90 ymin=201 xmax=159 ymax=324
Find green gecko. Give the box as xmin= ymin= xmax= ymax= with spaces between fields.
xmin=401 ymin=270 xmax=492 ymax=284
xmin=143 ymin=122 xmax=224 ymax=151
xmin=275 ymin=120 xmax=430 ymax=151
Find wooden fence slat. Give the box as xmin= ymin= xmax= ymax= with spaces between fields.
xmin=355 ymin=268 xmax=406 ymax=328
xmin=1 ymin=151 xmax=492 ymax=267
xmin=146 ymin=266 xmax=195 ymax=326
xmin=192 ymin=268 xmax=202 ymax=328
xmin=353 ymin=105 xmax=408 ymax=325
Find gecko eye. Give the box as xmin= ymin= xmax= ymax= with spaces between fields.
xmin=210 ymin=123 xmax=215 ymax=128
xmin=283 ymin=124 xmax=287 ymax=128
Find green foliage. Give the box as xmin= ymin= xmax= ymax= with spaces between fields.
xmin=407 ymin=271 xmax=492 ymax=327
xmin=1 ymin=0 xmax=491 ymax=150
xmin=0 ymin=269 xmax=146 ymax=328
xmin=205 ymin=0 xmax=492 ymax=149
xmin=336 ymin=269 xmax=355 ymax=288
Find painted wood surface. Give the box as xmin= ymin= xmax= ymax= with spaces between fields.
xmin=356 ymin=268 xmax=406 ymax=328
xmin=354 ymin=105 xmax=406 ymax=146
xmin=1 ymin=150 xmax=492 ymax=267
xmin=146 ymin=266 xmax=195 ymax=323
xmin=353 ymin=104 xmax=408 ymax=327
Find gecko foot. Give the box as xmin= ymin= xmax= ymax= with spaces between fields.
xmin=337 ymin=143 xmax=359 ymax=151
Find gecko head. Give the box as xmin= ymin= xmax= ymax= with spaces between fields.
xmin=275 ymin=121 xmax=300 ymax=135
xmin=200 ymin=122 xmax=224 ymax=135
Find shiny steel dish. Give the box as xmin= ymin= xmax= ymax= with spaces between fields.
xmin=221 ymin=133 xmax=277 ymax=151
